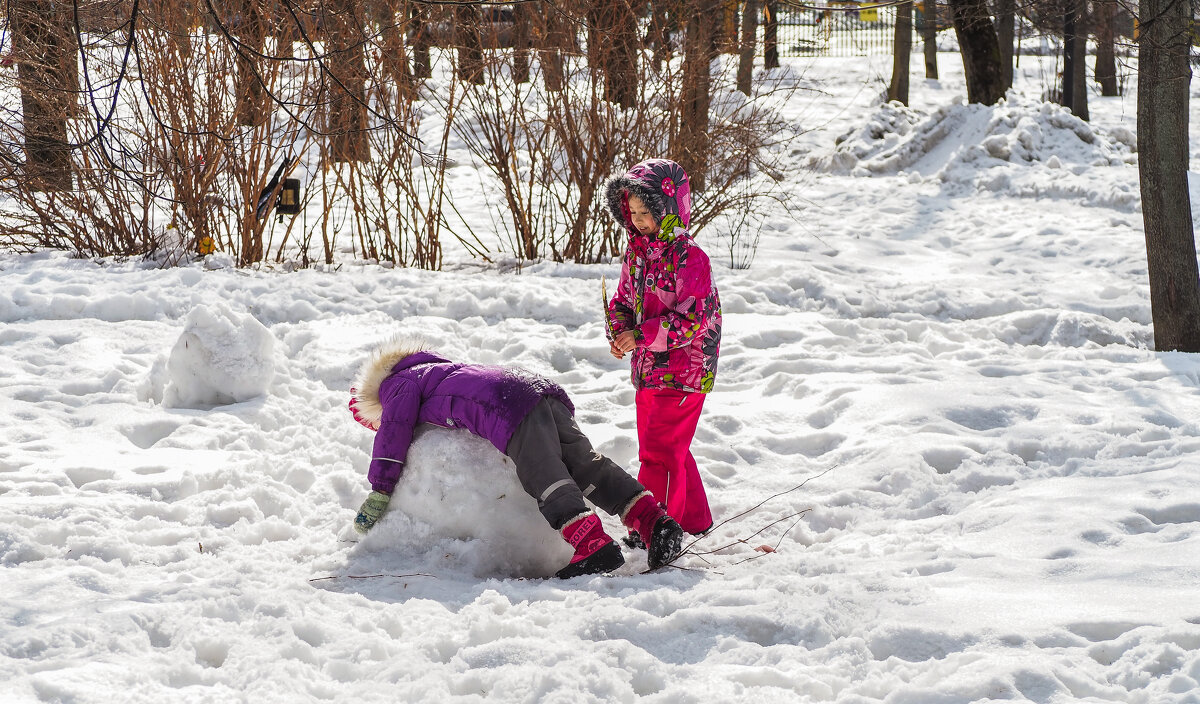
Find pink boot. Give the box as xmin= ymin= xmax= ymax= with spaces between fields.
xmin=621 ymin=493 xmax=684 ymax=570
xmin=556 ymin=513 xmax=624 ymax=579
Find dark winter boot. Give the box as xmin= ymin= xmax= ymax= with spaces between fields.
xmin=555 ymin=513 xmax=624 ymax=579
xmin=621 ymin=492 xmax=684 ymax=570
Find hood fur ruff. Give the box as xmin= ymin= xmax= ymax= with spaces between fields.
xmin=605 ymin=174 xmax=669 ymax=231
xmin=351 ymin=334 xmax=430 ymax=429
xmin=603 ymin=158 xmax=692 ymax=236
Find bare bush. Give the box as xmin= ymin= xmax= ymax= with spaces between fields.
xmin=452 ymin=3 xmax=797 ymax=265
xmin=1 ymin=0 xmax=801 ymax=270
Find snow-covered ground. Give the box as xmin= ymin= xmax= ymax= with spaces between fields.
xmin=3 ymin=50 xmax=1200 ymax=703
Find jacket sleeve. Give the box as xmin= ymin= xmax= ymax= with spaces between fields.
xmin=367 ymin=378 xmax=421 ymax=494
xmin=638 ymin=245 xmax=717 ymax=353
xmin=606 ymin=248 xmax=639 ymax=339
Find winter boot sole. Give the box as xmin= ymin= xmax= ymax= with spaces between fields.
xmin=555 ymin=541 xmax=624 ymax=579
xmin=647 ymin=516 xmax=684 ymax=570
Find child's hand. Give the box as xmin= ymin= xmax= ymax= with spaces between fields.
xmin=613 ymin=331 xmax=638 ymax=357
xmin=610 ymin=340 xmax=624 ymax=359
xmin=354 ymin=490 xmax=391 ymax=534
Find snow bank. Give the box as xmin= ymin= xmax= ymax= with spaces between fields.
xmin=809 ymin=94 xmax=1140 ymax=209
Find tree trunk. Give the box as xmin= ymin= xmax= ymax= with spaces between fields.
xmin=1138 ymin=0 xmax=1200 ymax=351
xmin=719 ymin=0 xmax=739 ymax=53
xmin=455 ymin=3 xmax=485 ymax=85
xmin=378 ymin=0 xmax=413 ymax=102
xmin=923 ymin=0 xmax=938 ymax=79
xmin=763 ymin=1 xmax=779 ymax=69
xmin=587 ymin=1 xmax=638 ymax=108
xmin=535 ymin=3 xmax=564 ymax=91
xmin=327 ymin=0 xmax=369 ymax=161
xmin=512 ymin=1 xmax=531 ymax=84
xmin=888 ymin=0 xmax=912 ymax=105
xmin=737 ymin=0 xmax=758 ymax=96
xmin=947 ymin=0 xmax=1005 ymax=104
xmin=11 ymin=0 xmax=73 ymax=191
xmin=677 ymin=0 xmax=718 ymax=192
xmin=275 ymin=0 xmax=295 ymax=61
xmin=995 ymin=0 xmax=1014 ymax=91
xmin=233 ymin=0 xmax=267 ymax=127
xmin=650 ymin=1 xmax=671 ymax=70
xmin=1095 ymin=0 xmax=1119 ymax=96
xmin=411 ymin=5 xmax=432 ymax=79
xmin=1062 ymin=0 xmax=1088 ymax=119
xmin=60 ymin=4 xmax=81 ymax=118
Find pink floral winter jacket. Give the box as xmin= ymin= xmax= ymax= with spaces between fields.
xmin=604 ymin=159 xmax=721 ymax=393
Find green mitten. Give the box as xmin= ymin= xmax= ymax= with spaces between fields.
xmin=354 ymin=490 xmax=391 ymax=534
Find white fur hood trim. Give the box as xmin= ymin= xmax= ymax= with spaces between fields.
xmin=351 ymin=334 xmax=431 ymax=428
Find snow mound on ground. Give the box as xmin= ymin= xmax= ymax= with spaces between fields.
xmin=374 ymin=426 xmax=572 ymax=578
xmin=810 ymin=94 xmax=1139 ymax=208
xmin=163 ymin=302 xmax=276 ymax=408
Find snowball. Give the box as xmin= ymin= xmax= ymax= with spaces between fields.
xmin=163 ymin=302 xmax=276 ymax=408
xmin=384 ymin=426 xmax=572 ymax=578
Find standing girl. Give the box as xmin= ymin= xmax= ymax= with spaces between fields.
xmin=603 ymin=158 xmax=722 ymax=538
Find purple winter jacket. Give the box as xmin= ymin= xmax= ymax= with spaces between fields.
xmin=351 ymin=338 xmax=573 ymax=494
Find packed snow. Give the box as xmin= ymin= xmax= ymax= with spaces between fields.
xmin=3 ymin=50 xmax=1200 ymax=704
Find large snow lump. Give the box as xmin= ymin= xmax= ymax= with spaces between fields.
xmin=384 ymin=426 xmax=572 ymax=578
xmin=164 ymin=303 xmax=275 ymax=409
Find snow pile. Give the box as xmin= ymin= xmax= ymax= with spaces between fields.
xmin=162 ymin=302 xmax=276 ymax=408
xmin=360 ymin=426 xmax=573 ymax=578
xmin=810 ymin=93 xmax=1140 ymax=208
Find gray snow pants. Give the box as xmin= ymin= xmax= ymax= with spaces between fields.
xmin=505 ymin=397 xmax=644 ymax=531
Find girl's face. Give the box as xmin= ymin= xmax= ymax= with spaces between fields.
xmin=627 ymin=195 xmax=659 ymax=236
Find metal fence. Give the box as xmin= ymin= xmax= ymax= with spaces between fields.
xmin=776 ymin=3 xmax=903 ymax=57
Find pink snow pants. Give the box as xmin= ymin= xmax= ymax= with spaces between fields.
xmin=635 ymin=387 xmax=712 ymax=535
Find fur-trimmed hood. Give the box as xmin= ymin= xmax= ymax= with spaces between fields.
xmin=350 ymin=334 xmax=433 ymax=430
xmin=604 ymin=159 xmax=693 ymax=244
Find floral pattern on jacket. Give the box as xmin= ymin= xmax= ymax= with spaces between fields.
xmin=603 ymin=159 xmax=721 ymax=393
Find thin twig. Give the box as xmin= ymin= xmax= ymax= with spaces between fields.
xmin=308 ymin=572 xmax=435 ymax=582
xmin=728 ymin=513 xmax=810 ymax=566
xmin=686 ymin=508 xmax=812 ymax=557
xmin=680 ymin=463 xmax=839 ymax=554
